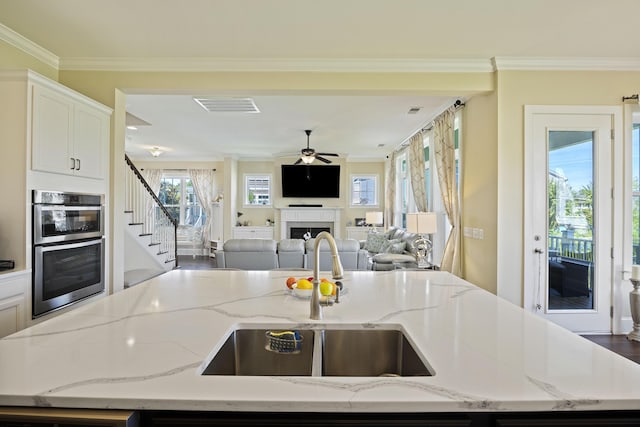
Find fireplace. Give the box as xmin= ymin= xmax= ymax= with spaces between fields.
xmin=279 ymin=208 xmax=342 ymax=240
xmin=289 ymin=226 xmax=332 ymax=239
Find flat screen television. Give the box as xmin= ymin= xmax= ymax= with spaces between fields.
xmin=281 ymin=165 xmax=340 ymax=198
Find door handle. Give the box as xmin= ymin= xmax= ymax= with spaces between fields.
xmin=70 ymin=157 xmax=76 ymax=170
xmin=75 ymin=158 xmax=81 ymax=170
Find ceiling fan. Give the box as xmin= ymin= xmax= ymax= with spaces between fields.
xmin=294 ymin=129 xmax=339 ymax=165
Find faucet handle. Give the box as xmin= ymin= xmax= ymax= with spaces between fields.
xmin=334 ymin=286 xmax=340 ymax=304
xmin=322 ymin=297 xmax=335 ymax=307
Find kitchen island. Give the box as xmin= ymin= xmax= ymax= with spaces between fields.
xmin=1 ymin=269 xmax=640 ymax=426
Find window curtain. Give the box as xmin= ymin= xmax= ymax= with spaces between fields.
xmin=188 ymin=169 xmax=215 ymax=248
xmin=385 ymin=151 xmax=397 ymax=228
xmin=433 ymin=107 xmax=462 ymax=276
xmin=141 ymin=168 xmax=163 ymax=221
xmin=408 ymin=131 xmax=427 ymax=212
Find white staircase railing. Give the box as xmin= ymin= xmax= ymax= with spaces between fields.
xmin=124 ymin=154 xmax=178 ymax=267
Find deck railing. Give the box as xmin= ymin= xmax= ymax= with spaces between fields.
xmin=124 ymin=154 xmax=178 ymax=266
xmin=548 ymin=235 xmax=593 ymax=262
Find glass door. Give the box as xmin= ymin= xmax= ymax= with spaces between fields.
xmin=525 ymin=108 xmax=613 ymax=333
xmin=547 ymin=130 xmax=595 ymax=310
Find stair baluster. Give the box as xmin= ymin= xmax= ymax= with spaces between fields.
xmin=124 ymin=154 xmax=178 ymax=267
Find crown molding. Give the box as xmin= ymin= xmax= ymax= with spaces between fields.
xmin=59 ymin=57 xmax=494 ymax=73
xmin=0 ymin=23 xmax=59 ymax=69
xmin=493 ymin=56 xmax=640 ymax=71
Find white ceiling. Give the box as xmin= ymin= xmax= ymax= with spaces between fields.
xmin=2 ymin=0 xmax=639 ymax=161
xmin=124 ymin=94 xmax=456 ymax=161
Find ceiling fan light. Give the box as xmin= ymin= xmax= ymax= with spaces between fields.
xmin=149 ymin=147 xmax=163 ymax=157
xmin=301 ymin=155 xmax=314 ymax=164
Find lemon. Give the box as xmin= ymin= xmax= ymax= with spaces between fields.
xmin=296 ymin=278 xmax=313 ymax=290
xmin=320 ymin=281 xmax=334 ymax=296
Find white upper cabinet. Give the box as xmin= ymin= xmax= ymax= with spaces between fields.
xmin=73 ymin=102 xmax=108 ymax=179
xmin=31 ymin=80 xmax=109 ymax=179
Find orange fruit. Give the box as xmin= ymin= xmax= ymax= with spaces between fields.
xmin=286 ymin=277 xmax=296 ymax=289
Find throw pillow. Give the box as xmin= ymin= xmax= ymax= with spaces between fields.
xmin=381 ymin=239 xmax=406 ymax=254
xmin=364 ymin=233 xmax=388 ymax=253
xmin=383 ymin=228 xmax=397 ymax=239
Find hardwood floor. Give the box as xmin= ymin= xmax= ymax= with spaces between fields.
xmin=582 ymin=334 xmax=640 ymax=364
xmin=174 ymin=257 xmax=640 ymax=365
xmin=176 ymin=255 xmax=218 ymax=270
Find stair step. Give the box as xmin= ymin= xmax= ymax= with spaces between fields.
xmin=139 ymin=233 xmax=153 ymax=237
xmin=129 ymin=222 xmax=144 ymax=226
xmin=148 ymin=242 xmax=160 ymax=247
xmin=124 ymin=210 xmax=133 ymax=214
xmin=157 ymin=250 xmax=168 ymax=255
xmin=165 ymin=259 xmax=176 ymax=264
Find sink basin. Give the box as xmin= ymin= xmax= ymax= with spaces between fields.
xmin=201 ymin=328 xmax=315 ymax=376
xmin=201 ymin=325 xmax=433 ymax=377
xmin=321 ymin=329 xmax=432 ymax=377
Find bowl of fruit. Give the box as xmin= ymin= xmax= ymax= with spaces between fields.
xmin=285 ymin=277 xmax=344 ymax=300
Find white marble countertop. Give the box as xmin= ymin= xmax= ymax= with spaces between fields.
xmin=1 ymin=269 xmax=639 ymax=413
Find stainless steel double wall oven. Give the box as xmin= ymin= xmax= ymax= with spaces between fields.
xmin=32 ymin=190 xmax=105 ymax=318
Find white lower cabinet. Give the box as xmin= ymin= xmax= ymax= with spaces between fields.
xmin=231 ymin=226 xmax=274 ymax=239
xmin=0 ymin=270 xmax=28 ymax=338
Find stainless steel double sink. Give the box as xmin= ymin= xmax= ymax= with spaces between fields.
xmin=200 ymin=325 xmax=434 ymax=377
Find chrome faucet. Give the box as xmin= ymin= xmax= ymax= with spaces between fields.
xmin=310 ymin=231 xmax=344 ymax=320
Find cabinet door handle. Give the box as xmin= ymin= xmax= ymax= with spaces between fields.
xmin=75 ymin=158 xmax=81 ymax=170
xmin=70 ymin=157 xmax=76 ymax=170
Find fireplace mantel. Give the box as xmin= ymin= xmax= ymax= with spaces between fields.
xmin=278 ymin=207 xmax=342 ymax=239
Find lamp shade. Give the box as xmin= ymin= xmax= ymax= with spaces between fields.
xmin=365 ymin=211 xmax=383 ymax=226
xmin=406 ymin=212 xmax=437 ymax=234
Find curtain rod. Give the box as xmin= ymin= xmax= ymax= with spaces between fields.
xmin=392 ymin=99 xmax=465 ymax=154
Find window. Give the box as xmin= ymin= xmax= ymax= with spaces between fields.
xmin=244 ymin=174 xmax=272 ymax=206
xmin=423 ymin=135 xmax=432 ymax=211
xmin=158 ymin=175 xmax=205 ymax=226
xmin=396 ymin=153 xmax=413 ymax=228
xmin=350 ymin=175 xmax=378 ymax=206
xmin=392 ymin=108 xmax=462 ymax=266
xmin=633 ymin=123 xmax=640 ymax=264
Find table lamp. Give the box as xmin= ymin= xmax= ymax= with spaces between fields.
xmin=406 ymin=212 xmax=437 ymax=268
xmin=365 ymin=211 xmax=384 ymax=233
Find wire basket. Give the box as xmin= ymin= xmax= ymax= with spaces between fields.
xmin=264 ymin=330 xmax=303 ymax=354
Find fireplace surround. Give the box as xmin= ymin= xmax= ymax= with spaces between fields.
xmin=279 ymin=208 xmax=341 ymax=240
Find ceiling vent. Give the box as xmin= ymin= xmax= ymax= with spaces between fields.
xmin=193 ymin=97 xmax=260 ymax=113
xmin=408 ymin=107 xmax=422 ymax=114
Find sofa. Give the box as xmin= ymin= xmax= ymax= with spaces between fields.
xmin=215 ymin=238 xmax=368 ymax=271
xmin=548 ymin=258 xmax=593 ymax=297
xmin=277 ymin=239 xmax=307 ymax=269
xmin=216 ymin=239 xmax=279 ymax=270
xmin=305 ymin=238 xmax=369 ymax=271
xmin=359 ymin=227 xmax=422 ymax=270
